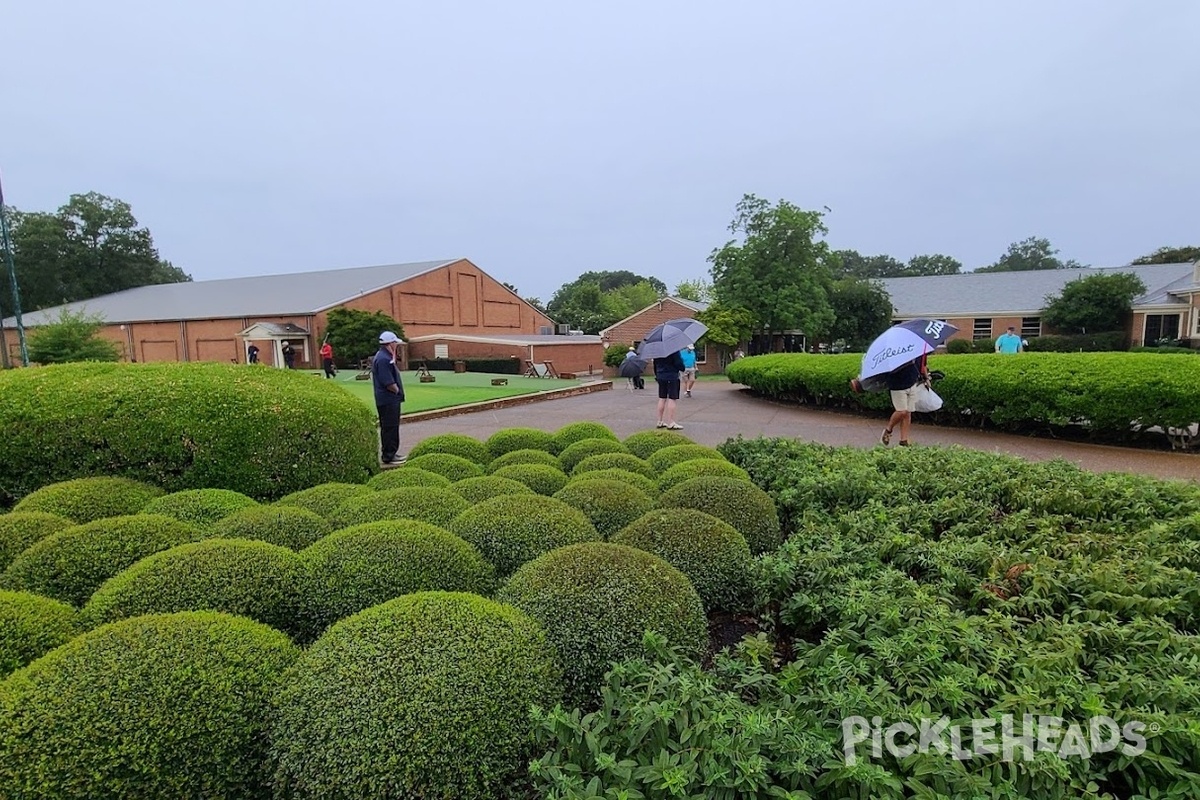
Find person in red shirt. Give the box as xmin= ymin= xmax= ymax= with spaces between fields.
xmin=319 ymin=341 xmax=335 ymax=379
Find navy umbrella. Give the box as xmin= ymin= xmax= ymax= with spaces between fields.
xmin=636 ymin=318 xmax=708 ymax=360
xmin=855 ymin=319 xmax=957 ymax=392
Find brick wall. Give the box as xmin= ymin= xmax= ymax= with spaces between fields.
xmin=408 ymin=339 xmax=605 ymax=375
xmin=600 ymin=300 xmax=718 ymax=374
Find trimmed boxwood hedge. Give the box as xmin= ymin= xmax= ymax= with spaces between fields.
xmin=0 ymin=362 xmax=378 ymax=507
xmin=645 ymin=444 xmax=727 ymax=473
xmin=140 ymin=488 xmax=260 ymax=527
xmin=657 ymin=476 xmax=782 ymax=555
xmin=273 ymin=482 xmax=372 ymax=519
xmin=405 ymin=432 xmax=491 ymax=466
xmin=0 ymin=512 xmax=75 ymax=571
xmin=568 ymin=467 xmax=659 ymax=496
xmin=270 ymin=592 xmax=561 ymax=799
xmin=402 ymin=453 xmax=485 ymax=482
xmin=0 ymin=514 xmax=207 ymax=607
xmin=299 ymin=521 xmax=495 ymax=638
xmin=210 ymin=505 xmax=333 ymax=550
xmin=0 ymin=611 xmax=298 ymax=800
xmin=366 ymin=466 xmax=453 ymax=490
xmin=450 ymin=475 xmax=538 ymax=504
xmin=558 ymin=437 xmax=630 ymax=472
xmin=0 ymin=590 xmax=78 ymax=677
xmin=612 ymin=509 xmax=753 ymax=612
xmin=448 ymin=494 xmax=600 ymax=578
xmin=572 ymin=452 xmax=655 ymax=479
xmin=658 ymin=458 xmax=753 ymax=491
xmin=496 ymin=542 xmax=706 ymax=706
xmin=329 ymin=486 xmax=470 ymax=529
xmin=622 ymin=429 xmax=694 ymax=459
xmin=486 ymin=427 xmax=555 ymax=458
xmin=80 ymin=539 xmax=307 ymax=637
xmin=551 ymin=421 xmax=619 ymax=454
xmin=11 ymin=476 xmax=164 ymax=523
xmin=487 ymin=448 xmax=564 ymax=473
xmin=490 ymin=463 xmax=571 ymax=496
xmin=552 ymin=479 xmax=655 ymax=540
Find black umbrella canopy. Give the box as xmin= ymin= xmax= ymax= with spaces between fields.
xmin=636 ymin=318 xmax=708 ymax=360
xmin=618 ymin=358 xmax=646 ymax=378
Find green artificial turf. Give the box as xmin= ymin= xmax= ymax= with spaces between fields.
xmin=310 ymin=369 xmax=583 ymax=413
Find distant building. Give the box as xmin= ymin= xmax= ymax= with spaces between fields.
xmin=599 ymin=296 xmax=724 ymax=372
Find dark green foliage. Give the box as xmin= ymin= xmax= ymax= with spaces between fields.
xmin=210 ymin=505 xmax=333 ymax=550
xmin=657 ymin=458 xmax=752 ymax=492
xmin=485 ymin=427 xmax=555 ymax=459
xmin=571 ymin=452 xmax=655 ymax=479
xmin=11 ymin=477 xmax=164 ymax=523
xmin=490 ymin=463 xmax=571 ymax=496
xmin=487 ymin=448 xmax=565 ymax=473
xmin=449 ymin=475 xmax=538 ymax=504
xmin=365 ymin=466 xmax=453 ymax=489
xmin=621 ymin=429 xmax=694 ymax=459
xmin=299 ymin=522 xmax=494 ymax=638
xmin=405 ymin=433 xmax=491 ymax=466
xmin=0 ymin=515 xmax=206 ymax=607
xmin=269 ymin=592 xmax=561 ymax=798
xmin=0 ymin=512 xmax=75 ymax=571
xmin=401 ymin=453 xmax=485 ymax=482
xmin=329 ymin=486 xmax=470 ymax=529
xmin=26 ymin=309 xmax=122 ymax=365
xmin=552 ymin=479 xmax=655 ymax=540
xmin=1042 ymin=272 xmax=1146 ymax=334
xmin=658 ymin=477 xmax=781 ymax=555
xmin=497 ymin=542 xmax=707 ymax=707
xmin=558 ymin=437 xmax=630 ymax=472
xmin=567 ymin=468 xmax=659 ymax=497
xmin=0 ymin=611 xmax=298 ymax=800
xmin=551 ymin=422 xmax=619 ymax=454
xmin=323 ymin=306 xmax=406 ymax=365
xmin=273 ymin=482 xmax=372 ymax=519
xmin=612 ymin=509 xmax=753 ymax=611
xmin=140 ymin=489 xmax=260 ymax=527
xmin=1024 ymin=332 xmax=1127 ymax=352
xmin=0 ymin=363 xmax=378 ymax=507
xmin=448 ymin=494 xmax=599 ymax=578
xmin=644 ymin=443 xmax=727 ymax=474
xmin=0 ymin=590 xmax=77 ymax=677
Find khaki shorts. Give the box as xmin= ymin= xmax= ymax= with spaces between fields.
xmin=683 ymin=368 xmax=697 ymax=380
xmin=890 ymin=386 xmax=918 ymax=412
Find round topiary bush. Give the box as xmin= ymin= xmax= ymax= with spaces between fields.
xmin=550 ymin=421 xmax=619 ymax=454
xmin=270 ymin=592 xmax=561 ymax=799
xmin=645 ymin=444 xmax=728 ymax=474
xmin=0 ymin=515 xmax=207 ymax=607
xmin=657 ymin=476 xmax=782 ymax=555
xmin=140 ymin=489 xmax=261 ymax=528
xmin=210 ymin=505 xmax=333 ymax=550
xmin=448 ymin=494 xmax=599 ymax=578
xmin=298 ymin=522 xmax=495 ymax=639
xmin=486 ymin=427 xmax=555 ymax=459
xmin=622 ymin=429 xmax=694 ymax=459
xmin=490 ymin=464 xmax=571 ymax=496
xmin=11 ymin=477 xmax=164 ymax=523
xmin=611 ymin=509 xmax=753 ymax=612
xmin=658 ymin=458 xmax=753 ymax=492
xmin=0 ymin=512 xmax=76 ymax=572
xmin=402 ymin=453 xmax=485 ymax=482
xmin=572 ymin=452 xmax=655 ymax=478
xmin=553 ymin=479 xmax=655 ymax=540
xmin=450 ymin=475 xmax=538 ymax=504
xmin=273 ymin=482 xmax=372 ymax=519
xmin=405 ymin=433 xmax=491 ymax=466
xmin=80 ymin=540 xmax=308 ymax=637
xmin=0 ymin=362 xmax=378 ymax=506
xmin=496 ymin=542 xmax=706 ymax=706
xmin=0 ymin=590 xmax=77 ymax=677
xmin=329 ymin=487 xmax=470 ymax=530
xmin=558 ymin=437 xmax=630 ymax=473
xmin=567 ymin=468 xmax=659 ymax=496
xmin=0 ymin=611 xmax=298 ymax=799
xmin=487 ymin=448 xmax=564 ymax=473
xmin=366 ymin=466 xmax=452 ymax=490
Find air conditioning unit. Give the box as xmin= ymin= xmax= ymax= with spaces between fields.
xmin=556 ymin=324 xmax=570 ymax=335
xmin=538 ymin=326 xmax=553 ymax=335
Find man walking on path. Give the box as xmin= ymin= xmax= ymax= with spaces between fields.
xmin=995 ymin=327 xmax=1024 ymax=354
xmin=680 ymin=344 xmax=697 ymax=397
xmin=372 ymin=331 xmax=405 ymax=464
xmin=881 ymin=355 xmax=929 ymax=447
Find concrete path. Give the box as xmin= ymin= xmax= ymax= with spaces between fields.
xmin=400 ymin=380 xmax=1200 ymax=484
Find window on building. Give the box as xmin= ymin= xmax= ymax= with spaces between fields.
xmin=694 ymin=344 xmax=706 ymax=365
xmin=1144 ymin=314 xmax=1181 ymax=344
xmin=972 ymin=319 xmax=992 ymax=340
xmin=1020 ymin=317 xmax=1042 ymax=337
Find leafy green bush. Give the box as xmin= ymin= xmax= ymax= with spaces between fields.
xmin=449 ymin=475 xmax=538 ymax=503
xmin=1129 ymin=345 xmax=1198 ymax=354
xmin=448 ymin=494 xmax=599 ymax=578
xmin=0 ymin=512 xmax=75 ymax=571
xmin=497 ymin=542 xmax=707 ymax=706
xmin=210 ymin=505 xmax=332 ymax=550
xmin=567 ymin=468 xmax=658 ymax=497
xmin=551 ymin=421 xmax=619 ymax=454
xmin=0 ymin=362 xmax=378 ymax=507
xmin=645 ymin=443 xmax=727 ymax=473
xmin=1024 ymin=331 xmax=1126 ymax=352
xmin=487 ymin=448 xmax=564 ymax=473
xmin=329 ymin=486 xmax=469 ymax=529
xmin=0 ymin=611 xmax=298 ymax=799
xmin=401 ymin=453 xmax=485 ymax=482
xmin=80 ymin=540 xmax=307 ymax=636
xmin=0 ymin=514 xmax=206 ymax=606
xmin=299 ymin=521 xmax=494 ymax=638
xmin=657 ymin=458 xmax=752 ymax=492
xmin=486 ymin=427 xmax=555 ymax=459
xmin=11 ymin=476 xmax=164 ymax=523
xmin=552 ymin=479 xmax=655 ymax=540
xmin=490 ymin=463 xmax=571 ymax=496
xmin=572 ymin=452 xmax=655 ymax=478
xmin=946 ymin=338 xmax=974 ymax=354
xmin=269 ymin=592 xmax=561 ymax=798
xmin=558 ymin=437 xmax=630 ymax=472
xmin=25 ymin=308 xmax=122 ymax=364
xmin=404 ymin=432 xmax=491 ymax=465
xmin=140 ymin=489 xmax=260 ymax=527
xmin=612 ymin=509 xmax=753 ymax=611
xmin=273 ymin=482 xmax=371 ymax=519
xmin=0 ymin=590 xmax=77 ymax=677
xmin=365 ymin=466 xmax=452 ymax=490
xmin=657 ymin=476 xmax=781 ymax=555
xmin=621 ymin=429 xmax=693 ymax=459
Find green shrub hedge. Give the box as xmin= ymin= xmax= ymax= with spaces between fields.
xmin=552 ymin=479 xmax=655 ymax=539
xmin=404 ymin=433 xmax=491 ymax=466
xmin=329 ymin=486 xmax=470 ymax=529
xmin=551 ymin=421 xmax=619 ymax=454
xmin=0 ymin=512 xmax=75 ymax=571
xmin=490 ymin=463 xmax=571 ymax=496
xmin=299 ymin=521 xmax=494 ymax=638
xmin=0 ymin=514 xmax=207 ymax=606
xmin=621 ymin=429 xmax=693 ymax=459
xmin=657 ymin=458 xmax=753 ymax=492
xmin=645 ymin=444 xmax=727 ymax=474
xmin=140 ymin=489 xmax=260 ymax=527
xmin=567 ymin=468 xmax=659 ymax=497
xmin=80 ymin=540 xmax=307 ymax=637
xmin=497 ymin=542 xmax=706 ymax=706
xmin=611 ymin=509 xmax=753 ymax=612
xmin=0 ymin=611 xmax=298 ymax=799
xmin=658 ymin=476 xmax=781 ymax=555
xmin=558 ymin=437 xmax=630 ymax=472
xmin=486 ymin=448 xmax=564 ymax=473
xmin=402 ymin=453 xmax=485 ymax=482
xmin=1024 ymin=332 xmax=1126 ymax=352
xmin=0 ymin=362 xmax=378 ymax=506
xmin=365 ymin=466 xmax=453 ymax=490
xmin=572 ymin=452 xmax=655 ymax=478
xmin=11 ymin=476 xmax=164 ymax=523
xmin=449 ymin=475 xmax=538 ymax=503
xmin=273 ymin=482 xmax=372 ymax=519
xmin=210 ymin=505 xmax=333 ymax=550
xmin=486 ymin=427 xmax=555 ymax=459
xmin=270 ymin=592 xmax=560 ymax=799
xmin=0 ymin=590 xmax=77 ymax=677
xmin=448 ymin=494 xmax=599 ymax=578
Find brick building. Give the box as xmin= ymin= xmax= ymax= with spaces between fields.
xmin=407 ymin=333 xmax=605 ymax=377
xmin=599 ymin=297 xmax=725 ymax=373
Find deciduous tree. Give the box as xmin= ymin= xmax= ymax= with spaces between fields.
xmin=828 ymin=278 xmax=894 ymax=349
xmin=323 ymin=308 xmax=406 ymax=366
xmin=674 ymin=279 xmax=714 ymax=303
xmin=1042 ymin=272 xmax=1146 ymax=334
xmin=27 ymin=309 xmax=121 ymax=364
xmin=1131 ymin=245 xmax=1200 ymax=265
xmin=976 ymin=236 xmax=1083 ymax=273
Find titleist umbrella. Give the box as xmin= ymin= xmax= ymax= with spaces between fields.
xmin=854 ymin=319 xmax=957 ymax=392
xmin=636 ymin=318 xmax=708 ymax=360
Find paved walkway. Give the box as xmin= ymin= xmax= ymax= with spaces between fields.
xmin=400 ymin=380 xmax=1200 ymax=484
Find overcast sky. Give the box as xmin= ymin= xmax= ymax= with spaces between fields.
xmin=5 ymin=1 xmax=1197 ymax=302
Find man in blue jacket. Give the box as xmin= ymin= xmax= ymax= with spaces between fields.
xmin=372 ymin=331 xmax=405 ymax=464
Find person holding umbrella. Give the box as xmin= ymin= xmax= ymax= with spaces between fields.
xmin=620 ymin=347 xmax=646 ymax=390
xmin=653 ymin=349 xmax=686 ymax=429
xmin=881 ymin=355 xmax=929 ymax=447
xmin=637 ymin=318 xmax=707 ymax=430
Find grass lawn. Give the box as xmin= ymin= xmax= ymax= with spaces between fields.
xmin=307 ymin=368 xmax=584 ymax=413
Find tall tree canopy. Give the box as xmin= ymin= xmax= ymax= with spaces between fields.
xmin=1131 ymin=245 xmax=1200 ymax=265
xmin=324 ymin=307 xmax=406 ymax=365
xmin=2 ymin=192 xmax=190 ymax=312
xmin=976 ymin=236 xmax=1084 ymax=273
xmin=674 ymin=279 xmax=713 ymax=303
xmin=546 ymin=270 xmax=665 ymax=333
xmin=833 ymin=250 xmax=962 ymax=279
xmin=1042 ymin=272 xmax=1146 ymax=334
xmin=827 ymin=278 xmax=894 ymax=349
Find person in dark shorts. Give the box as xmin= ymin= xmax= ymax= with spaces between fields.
xmin=653 ymin=349 xmax=686 ymax=430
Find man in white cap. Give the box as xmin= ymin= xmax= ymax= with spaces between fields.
xmin=623 ymin=346 xmax=644 ymax=389
xmin=372 ymin=331 xmax=405 ymax=464
xmin=680 ymin=344 xmax=697 ymax=397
